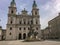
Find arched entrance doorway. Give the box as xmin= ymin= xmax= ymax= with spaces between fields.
xmin=23 ymin=33 xmax=26 ymax=39
xmin=19 ymin=33 xmax=21 ymax=40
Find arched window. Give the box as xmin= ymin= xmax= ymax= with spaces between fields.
xmin=10 ymin=27 xmax=12 ymax=30
xmin=36 ymin=19 xmax=38 ymax=24
xmin=9 ymin=32 xmax=11 ymax=35
xmin=23 ymin=19 xmax=26 ymax=24
xmin=10 ymin=17 xmax=13 ymax=24
xmin=35 ymin=11 xmax=37 ymax=15
xmin=23 ymin=33 xmax=26 ymax=39
xmin=11 ymin=10 xmax=13 ymax=13
xmin=19 ymin=27 xmax=21 ymax=30
xmin=28 ymin=27 xmax=30 ymax=30
xmin=24 ymin=27 xmax=26 ymax=30
xmin=19 ymin=33 xmax=21 ymax=39
xmin=31 ymin=20 xmax=33 ymax=24
xmin=11 ymin=21 xmax=12 ymax=24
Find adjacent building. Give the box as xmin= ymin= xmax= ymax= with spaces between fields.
xmin=0 ymin=26 xmax=6 ymax=40
xmin=2 ymin=29 xmax=6 ymax=40
xmin=48 ymin=13 xmax=60 ymax=39
xmin=0 ymin=26 xmax=2 ymax=40
xmin=41 ymin=27 xmax=50 ymax=39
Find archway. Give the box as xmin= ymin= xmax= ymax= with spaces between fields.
xmin=19 ymin=33 xmax=21 ymax=40
xmin=23 ymin=33 xmax=26 ymax=39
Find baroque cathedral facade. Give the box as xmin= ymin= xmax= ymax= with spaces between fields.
xmin=6 ymin=0 xmax=41 ymax=40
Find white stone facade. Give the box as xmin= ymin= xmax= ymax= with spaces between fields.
xmin=6 ymin=0 xmax=41 ymax=40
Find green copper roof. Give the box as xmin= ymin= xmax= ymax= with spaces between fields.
xmin=11 ymin=0 xmax=16 ymax=5
xmin=33 ymin=0 xmax=37 ymax=7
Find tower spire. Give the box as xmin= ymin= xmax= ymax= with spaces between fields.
xmin=32 ymin=0 xmax=37 ymax=8
xmin=8 ymin=0 xmax=17 ymax=14
xmin=10 ymin=0 xmax=16 ymax=7
xmin=32 ymin=0 xmax=39 ymax=16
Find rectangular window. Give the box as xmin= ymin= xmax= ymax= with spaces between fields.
xmin=20 ymin=21 xmax=21 ymax=24
xmin=28 ymin=27 xmax=30 ymax=30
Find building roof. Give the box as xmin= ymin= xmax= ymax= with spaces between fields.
xmin=48 ymin=13 xmax=60 ymax=24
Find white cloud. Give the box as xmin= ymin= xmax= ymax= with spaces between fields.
xmin=16 ymin=1 xmax=28 ymax=13
xmin=40 ymin=0 xmax=60 ymax=29
xmin=19 ymin=4 xmax=27 ymax=10
xmin=54 ymin=0 xmax=60 ymax=12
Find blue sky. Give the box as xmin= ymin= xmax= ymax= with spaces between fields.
xmin=0 ymin=0 xmax=60 ymax=29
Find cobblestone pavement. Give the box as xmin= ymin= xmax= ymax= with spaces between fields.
xmin=0 ymin=40 xmax=60 ymax=45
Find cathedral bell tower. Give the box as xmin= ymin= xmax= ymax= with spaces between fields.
xmin=8 ymin=0 xmax=17 ymax=15
xmin=32 ymin=0 xmax=39 ymax=16
xmin=6 ymin=0 xmax=17 ymax=40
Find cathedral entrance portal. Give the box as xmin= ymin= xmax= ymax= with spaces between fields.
xmin=19 ymin=33 xmax=21 ymax=40
xmin=23 ymin=33 xmax=26 ymax=39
